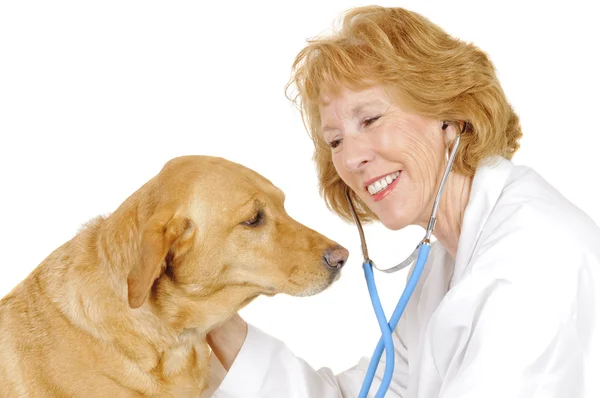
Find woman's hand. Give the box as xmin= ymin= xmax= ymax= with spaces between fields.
xmin=206 ymin=313 xmax=248 ymax=371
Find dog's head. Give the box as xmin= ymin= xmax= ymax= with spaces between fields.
xmin=125 ymin=156 xmax=348 ymax=327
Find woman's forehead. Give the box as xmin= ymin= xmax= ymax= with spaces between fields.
xmin=319 ymin=85 xmax=391 ymax=108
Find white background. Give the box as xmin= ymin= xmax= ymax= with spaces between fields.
xmin=1 ymin=0 xmax=599 ymax=376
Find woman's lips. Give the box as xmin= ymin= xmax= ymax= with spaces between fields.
xmin=369 ymin=171 xmax=401 ymax=202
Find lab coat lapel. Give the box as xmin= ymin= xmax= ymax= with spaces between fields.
xmin=451 ymin=156 xmax=514 ymax=286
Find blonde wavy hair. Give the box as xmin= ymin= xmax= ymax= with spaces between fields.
xmin=285 ymin=5 xmax=522 ymax=223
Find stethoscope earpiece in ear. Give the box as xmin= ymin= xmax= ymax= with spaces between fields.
xmin=442 ymin=121 xmax=449 ymax=130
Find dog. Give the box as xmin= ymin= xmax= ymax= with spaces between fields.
xmin=0 ymin=155 xmax=348 ymax=397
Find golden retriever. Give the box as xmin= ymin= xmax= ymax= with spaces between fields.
xmin=0 ymin=155 xmax=348 ymax=397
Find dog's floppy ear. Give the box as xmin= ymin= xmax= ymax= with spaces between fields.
xmin=127 ymin=209 xmax=195 ymax=309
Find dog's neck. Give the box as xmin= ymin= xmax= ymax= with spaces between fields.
xmin=150 ymin=276 xmax=260 ymax=334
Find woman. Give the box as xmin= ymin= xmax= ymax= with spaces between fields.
xmin=206 ymin=5 xmax=600 ymax=397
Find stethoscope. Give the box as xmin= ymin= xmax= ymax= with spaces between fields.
xmin=345 ymin=121 xmax=465 ymax=398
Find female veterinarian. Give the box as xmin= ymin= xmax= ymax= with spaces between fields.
xmin=206 ymin=5 xmax=600 ymax=397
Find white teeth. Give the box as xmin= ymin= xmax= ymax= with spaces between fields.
xmin=367 ymin=171 xmax=400 ymax=195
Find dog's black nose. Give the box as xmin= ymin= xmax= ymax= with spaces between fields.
xmin=323 ymin=245 xmax=349 ymax=270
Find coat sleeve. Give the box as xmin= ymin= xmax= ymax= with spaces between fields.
xmin=211 ymin=315 xmax=410 ymax=398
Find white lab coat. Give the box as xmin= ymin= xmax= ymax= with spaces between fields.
xmin=209 ymin=156 xmax=600 ymax=397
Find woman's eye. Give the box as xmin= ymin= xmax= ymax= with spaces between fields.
xmin=362 ymin=116 xmax=381 ymax=127
xmin=328 ymin=138 xmax=342 ymax=149
xmin=242 ymin=210 xmax=264 ymax=227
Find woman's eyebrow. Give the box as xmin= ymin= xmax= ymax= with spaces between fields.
xmin=351 ymin=100 xmax=386 ymax=116
xmin=322 ymin=125 xmax=340 ymax=134
xmin=321 ymin=99 xmax=386 ymax=132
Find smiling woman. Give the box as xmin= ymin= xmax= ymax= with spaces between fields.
xmin=206 ymin=5 xmax=600 ymax=398
xmin=317 ymin=85 xmax=473 ymax=238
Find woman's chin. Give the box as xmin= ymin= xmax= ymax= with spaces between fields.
xmin=378 ymin=214 xmax=409 ymax=231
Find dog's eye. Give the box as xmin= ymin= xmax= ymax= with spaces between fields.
xmin=242 ymin=210 xmax=264 ymax=227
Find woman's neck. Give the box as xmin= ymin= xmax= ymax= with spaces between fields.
xmin=425 ymin=172 xmax=472 ymax=259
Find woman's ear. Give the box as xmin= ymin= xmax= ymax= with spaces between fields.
xmin=442 ymin=120 xmax=467 ymax=140
xmin=441 ymin=121 xmax=455 ymax=150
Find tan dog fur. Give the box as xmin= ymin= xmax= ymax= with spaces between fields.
xmin=0 ymin=156 xmax=348 ymax=397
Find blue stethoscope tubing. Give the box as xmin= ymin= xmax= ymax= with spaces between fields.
xmin=345 ymin=122 xmax=464 ymax=397
xmin=358 ymin=243 xmax=430 ymax=397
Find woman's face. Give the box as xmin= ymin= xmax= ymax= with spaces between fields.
xmin=319 ymin=85 xmax=449 ymax=230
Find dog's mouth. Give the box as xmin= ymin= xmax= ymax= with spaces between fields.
xmin=280 ymin=269 xmax=340 ymax=297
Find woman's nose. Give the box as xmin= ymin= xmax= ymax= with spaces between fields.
xmin=343 ymin=134 xmax=374 ymax=171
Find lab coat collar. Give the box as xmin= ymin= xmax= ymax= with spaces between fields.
xmin=451 ymin=156 xmax=514 ymax=286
